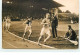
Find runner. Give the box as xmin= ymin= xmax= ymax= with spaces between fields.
xmin=3 ymin=17 xmax=6 ymax=30
xmin=5 ymin=16 xmax=11 ymax=31
xmin=38 ymin=13 xmax=51 ymax=45
xmin=23 ymin=17 xmax=32 ymax=40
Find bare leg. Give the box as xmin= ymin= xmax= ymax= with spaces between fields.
xmin=28 ymin=27 xmax=32 ymax=39
xmin=23 ymin=27 xmax=27 ymax=40
xmin=28 ymin=31 xmax=32 ymax=40
xmin=23 ymin=32 xmax=26 ymax=40
xmin=6 ymin=23 xmax=8 ymax=30
xmin=7 ymin=23 xmax=9 ymax=30
xmin=7 ymin=23 xmax=10 ymax=31
xmin=38 ymin=35 xmax=43 ymax=45
xmin=3 ymin=23 xmax=5 ymax=31
xmin=44 ymin=35 xmax=50 ymax=43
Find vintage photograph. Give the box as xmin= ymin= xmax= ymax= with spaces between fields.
xmin=2 ymin=0 xmax=79 ymax=49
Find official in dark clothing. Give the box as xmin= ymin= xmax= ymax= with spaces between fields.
xmin=51 ymin=15 xmax=58 ymax=38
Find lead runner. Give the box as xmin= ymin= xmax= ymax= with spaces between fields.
xmin=38 ymin=13 xmax=51 ymax=45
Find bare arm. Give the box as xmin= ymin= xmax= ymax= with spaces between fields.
xmin=41 ymin=19 xmax=50 ymax=25
xmin=23 ymin=20 xmax=27 ymax=24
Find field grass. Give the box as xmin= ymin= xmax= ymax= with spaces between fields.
xmin=8 ymin=20 xmax=79 ymax=49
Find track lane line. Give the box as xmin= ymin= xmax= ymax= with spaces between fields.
xmin=3 ymin=40 xmax=17 ymax=48
xmin=8 ymin=31 xmax=56 ymax=49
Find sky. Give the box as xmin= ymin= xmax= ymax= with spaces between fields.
xmin=54 ymin=0 xmax=79 ymax=14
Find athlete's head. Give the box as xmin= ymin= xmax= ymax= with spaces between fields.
xmin=46 ymin=13 xmax=50 ymax=19
xmin=7 ymin=16 xmax=10 ymax=19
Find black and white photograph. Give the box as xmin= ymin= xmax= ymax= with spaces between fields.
xmin=2 ymin=0 xmax=79 ymax=49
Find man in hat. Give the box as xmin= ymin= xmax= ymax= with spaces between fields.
xmin=50 ymin=8 xmax=58 ymax=38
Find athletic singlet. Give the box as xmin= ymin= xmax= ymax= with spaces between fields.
xmin=42 ymin=18 xmax=50 ymax=28
xmin=26 ymin=20 xmax=32 ymax=26
xmin=6 ymin=19 xmax=11 ymax=23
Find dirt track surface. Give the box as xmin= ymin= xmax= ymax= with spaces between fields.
xmin=2 ymin=31 xmax=53 ymax=49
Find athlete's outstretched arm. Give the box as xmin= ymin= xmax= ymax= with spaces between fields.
xmin=23 ymin=20 xmax=28 ymax=24
xmin=41 ymin=19 xmax=49 ymax=25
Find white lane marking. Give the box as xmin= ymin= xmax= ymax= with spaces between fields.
xmin=3 ymin=40 xmax=17 ymax=48
xmin=8 ymin=31 xmax=56 ymax=49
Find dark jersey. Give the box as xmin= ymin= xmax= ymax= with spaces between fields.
xmin=26 ymin=20 xmax=32 ymax=26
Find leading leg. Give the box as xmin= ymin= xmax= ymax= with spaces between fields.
xmin=44 ymin=35 xmax=51 ymax=43
xmin=44 ymin=30 xmax=51 ymax=43
xmin=6 ymin=23 xmax=8 ymax=30
xmin=23 ymin=26 xmax=27 ymax=40
xmin=28 ymin=29 xmax=32 ymax=40
xmin=38 ymin=28 xmax=44 ymax=45
xmin=7 ymin=23 xmax=11 ymax=31
xmin=38 ymin=35 xmax=43 ymax=45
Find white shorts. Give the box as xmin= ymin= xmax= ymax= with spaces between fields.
xmin=6 ymin=23 xmax=11 ymax=28
xmin=25 ymin=25 xmax=32 ymax=33
xmin=40 ymin=27 xmax=51 ymax=36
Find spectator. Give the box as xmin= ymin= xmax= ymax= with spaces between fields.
xmin=65 ymin=25 xmax=78 ymax=45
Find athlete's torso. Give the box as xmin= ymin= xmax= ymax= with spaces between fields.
xmin=42 ymin=18 xmax=50 ymax=28
xmin=26 ymin=20 xmax=32 ymax=26
xmin=6 ymin=19 xmax=11 ymax=23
